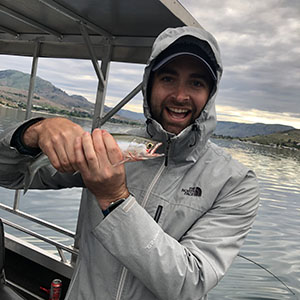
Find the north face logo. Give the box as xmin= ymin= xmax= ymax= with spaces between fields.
xmin=181 ymin=187 xmax=202 ymax=197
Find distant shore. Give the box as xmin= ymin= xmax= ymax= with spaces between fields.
xmin=1 ymin=102 xmax=299 ymax=151
xmin=0 ymin=101 xmax=143 ymax=126
xmin=212 ymin=133 xmax=300 ymax=151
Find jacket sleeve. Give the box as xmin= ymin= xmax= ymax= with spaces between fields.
xmin=0 ymin=122 xmax=84 ymax=190
xmin=92 ymin=170 xmax=259 ymax=300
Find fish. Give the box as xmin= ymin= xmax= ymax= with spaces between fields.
xmin=23 ymin=134 xmax=163 ymax=194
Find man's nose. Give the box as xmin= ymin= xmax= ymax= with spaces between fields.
xmin=174 ymin=83 xmax=189 ymax=102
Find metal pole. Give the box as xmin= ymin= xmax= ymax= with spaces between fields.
xmin=14 ymin=39 xmax=41 ymax=208
xmin=92 ymin=44 xmax=111 ymax=129
xmin=13 ymin=190 xmax=20 ymax=210
xmin=72 ymin=28 xmax=112 ymax=265
xmin=79 ymin=23 xmax=105 ymax=87
xmin=25 ymin=40 xmax=41 ymax=120
xmin=98 ymin=82 xmax=142 ymax=127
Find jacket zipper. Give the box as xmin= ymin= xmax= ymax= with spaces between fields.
xmin=143 ymin=136 xmax=171 ymax=206
xmin=164 ymin=137 xmax=171 ymax=167
xmin=115 ymin=138 xmax=171 ymax=299
xmin=115 ymin=267 xmax=128 ymax=300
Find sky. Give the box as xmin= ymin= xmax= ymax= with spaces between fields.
xmin=0 ymin=0 xmax=299 ymax=129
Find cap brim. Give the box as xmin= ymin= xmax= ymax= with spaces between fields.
xmin=152 ymin=52 xmax=217 ymax=81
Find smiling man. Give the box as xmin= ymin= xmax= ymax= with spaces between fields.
xmin=0 ymin=26 xmax=260 ymax=299
xmin=150 ymin=55 xmax=212 ymax=134
xmin=147 ymin=34 xmax=217 ymax=136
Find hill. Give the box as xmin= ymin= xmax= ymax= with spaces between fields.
xmin=240 ymin=129 xmax=300 ymax=149
xmin=0 ymin=69 xmax=144 ymax=122
xmin=0 ymin=69 xmax=94 ymax=111
xmin=214 ymin=121 xmax=294 ymax=138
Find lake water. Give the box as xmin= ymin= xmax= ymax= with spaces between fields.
xmin=0 ymin=105 xmax=299 ymax=299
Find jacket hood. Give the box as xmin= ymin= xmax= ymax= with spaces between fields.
xmin=142 ymin=26 xmax=223 ymax=153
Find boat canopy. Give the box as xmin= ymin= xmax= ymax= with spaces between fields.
xmin=0 ymin=0 xmax=200 ymax=64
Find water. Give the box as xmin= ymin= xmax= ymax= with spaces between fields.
xmin=209 ymin=139 xmax=300 ymax=299
xmin=0 ymin=105 xmax=299 ymax=299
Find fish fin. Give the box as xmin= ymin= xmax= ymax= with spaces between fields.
xmin=47 ymin=164 xmax=58 ymax=177
xmin=23 ymin=163 xmax=57 ymax=195
xmin=112 ymin=158 xmax=130 ymax=166
xmin=23 ymin=170 xmax=34 ymax=195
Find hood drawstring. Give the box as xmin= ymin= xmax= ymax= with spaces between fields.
xmin=146 ymin=119 xmax=154 ymax=138
xmin=189 ymin=124 xmax=198 ymax=147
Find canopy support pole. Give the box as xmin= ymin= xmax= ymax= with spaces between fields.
xmin=25 ymin=39 xmax=41 ymax=120
xmin=98 ymin=82 xmax=142 ymax=127
xmin=13 ymin=39 xmax=41 ymax=209
xmin=72 ymin=26 xmax=112 ymax=265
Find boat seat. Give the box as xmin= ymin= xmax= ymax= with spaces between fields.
xmin=0 ymin=218 xmax=26 ymax=300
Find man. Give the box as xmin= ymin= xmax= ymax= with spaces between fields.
xmin=0 ymin=26 xmax=259 ymax=299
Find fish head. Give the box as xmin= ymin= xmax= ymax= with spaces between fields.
xmin=145 ymin=140 xmax=163 ymax=155
xmin=128 ymin=137 xmax=163 ymax=158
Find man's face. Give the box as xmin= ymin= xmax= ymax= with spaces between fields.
xmin=150 ymin=55 xmax=212 ymax=135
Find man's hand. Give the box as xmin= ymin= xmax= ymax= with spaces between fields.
xmin=75 ymin=129 xmax=129 ymax=210
xmin=23 ymin=117 xmax=85 ymax=173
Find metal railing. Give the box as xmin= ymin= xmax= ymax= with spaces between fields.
xmin=0 ymin=201 xmax=78 ymax=264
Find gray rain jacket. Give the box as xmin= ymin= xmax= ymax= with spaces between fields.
xmin=0 ymin=26 xmax=259 ymax=300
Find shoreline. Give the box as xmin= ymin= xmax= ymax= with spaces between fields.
xmin=212 ymin=134 xmax=300 ymax=152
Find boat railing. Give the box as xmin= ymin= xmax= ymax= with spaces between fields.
xmin=0 ymin=190 xmax=78 ymax=265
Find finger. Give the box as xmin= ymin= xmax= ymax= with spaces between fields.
xmin=40 ymin=131 xmax=73 ymax=173
xmin=74 ymin=135 xmax=89 ymax=175
xmin=64 ymin=138 xmax=79 ymax=172
xmin=101 ymin=130 xmax=124 ymax=166
xmin=81 ymin=131 xmax=100 ymax=173
xmin=92 ymin=129 xmax=111 ymax=166
xmin=53 ymin=142 xmax=73 ymax=173
xmin=40 ymin=143 xmax=61 ymax=171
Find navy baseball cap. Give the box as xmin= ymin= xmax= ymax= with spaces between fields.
xmin=151 ymin=35 xmax=218 ymax=82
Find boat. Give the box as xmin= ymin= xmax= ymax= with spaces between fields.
xmin=0 ymin=0 xmax=200 ymax=298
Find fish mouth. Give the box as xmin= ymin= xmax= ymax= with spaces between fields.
xmin=149 ymin=142 xmax=163 ymax=155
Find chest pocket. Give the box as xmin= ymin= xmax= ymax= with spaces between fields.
xmin=136 ymin=176 xmax=211 ymax=241
xmin=126 ymin=161 xmax=215 ymax=241
xmin=155 ymin=178 xmax=211 ymax=240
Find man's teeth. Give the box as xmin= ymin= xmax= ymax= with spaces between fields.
xmin=168 ymin=108 xmax=189 ymax=113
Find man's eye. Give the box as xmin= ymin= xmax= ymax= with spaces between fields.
xmin=192 ymin=80 xmax=204 ymax=87
xmin=161 ymin=76 xmax=173 ymax=82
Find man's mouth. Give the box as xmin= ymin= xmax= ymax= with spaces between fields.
xmin=166 ymin=107 xmax=191 ymax=119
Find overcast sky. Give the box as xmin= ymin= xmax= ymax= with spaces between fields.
xmin=0 ymin=0 xmax=299 ymax=128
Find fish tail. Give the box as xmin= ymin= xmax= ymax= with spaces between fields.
xmin=23 ymin=168 xmax=35 ymax=195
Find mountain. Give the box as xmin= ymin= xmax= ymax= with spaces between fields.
xmin=117 ymin=108 xmax=145 ymax=121
xmin=0 ymin=69 xmax=296 ymax=137
xmin=215 ymin=121 xmax=294 ymax=138
xmin=0 ymin=69 xmax=94 ymax=111
xmin=0 ymin=69 xmax=145 ymax=123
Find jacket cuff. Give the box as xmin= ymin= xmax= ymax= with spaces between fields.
xmin=10 ymin=117 xmax=44 ymax=156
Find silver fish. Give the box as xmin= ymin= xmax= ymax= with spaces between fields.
xmin=23 ymin=134 xmax=163 ymax=194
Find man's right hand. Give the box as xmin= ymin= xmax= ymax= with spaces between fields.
xmin=23 ymin=117 xmax=85 ymax=173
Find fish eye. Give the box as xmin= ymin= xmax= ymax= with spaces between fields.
xmin=146 ymin=142 xmax=154 ymax=150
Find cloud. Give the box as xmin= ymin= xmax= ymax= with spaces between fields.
xmin=0 ymin=0 xmax=299 ymax=128
xmin=216 ymin=105 xmax=300 ymax=129
xmin=179 ymin=0 xmax=300 ymax=126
